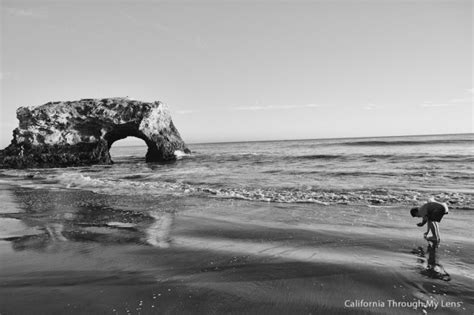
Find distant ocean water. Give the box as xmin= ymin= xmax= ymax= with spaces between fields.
xmin=1 ymin=134 xmax=473 ymax=208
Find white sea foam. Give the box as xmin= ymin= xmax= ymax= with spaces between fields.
xmin=174 ymin=150 xmax=190 ymax=160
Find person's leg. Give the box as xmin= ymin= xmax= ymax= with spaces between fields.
xmin=427 ymin=220 xmax=440 ymax=247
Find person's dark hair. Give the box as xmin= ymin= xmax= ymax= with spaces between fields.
xmin=410 ymin=207 xmax=418 ymax=217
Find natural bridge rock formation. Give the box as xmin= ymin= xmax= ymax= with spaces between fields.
xmin=0 ymin=98 xmax=190 ymax=168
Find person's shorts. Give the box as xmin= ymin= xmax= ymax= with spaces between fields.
xmin=428 ymin=207 xmax=447 ymax=222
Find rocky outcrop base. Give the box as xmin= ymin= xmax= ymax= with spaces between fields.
xmin=0 ymin=141 xmax=111 ymax=168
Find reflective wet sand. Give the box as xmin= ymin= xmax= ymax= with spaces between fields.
xmin=0 ymin=184 xmax=473 ymax=314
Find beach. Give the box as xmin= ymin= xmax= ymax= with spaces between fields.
xmin=1 ymin=134 xmax=473 ymax=314
xmin=2 ymin=0 xmax=472 ymax=312
xmin=1 ymin=186 xmax=473 ymax=314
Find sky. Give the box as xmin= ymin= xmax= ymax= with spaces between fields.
xmin=0 ymin=0 xmax=472 ymax=147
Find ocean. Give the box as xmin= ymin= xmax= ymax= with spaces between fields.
xmin=0 ymin=133 xmax=473 ymax=314
xmin=2 ymin=133 xmax=472 ymax=208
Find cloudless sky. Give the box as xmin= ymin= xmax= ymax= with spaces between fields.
xmin=1 ymin=0 xmax=472 ymax=147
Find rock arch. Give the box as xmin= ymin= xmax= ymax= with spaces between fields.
xmin=0 ymin=98 xmax=189 ymax=168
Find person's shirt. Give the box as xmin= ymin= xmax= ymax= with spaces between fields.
xmin=418 ymin=201 xmax=449 ymax=218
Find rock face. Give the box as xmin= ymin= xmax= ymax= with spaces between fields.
xmin=0 ymin=98 xmax=190 ymax=168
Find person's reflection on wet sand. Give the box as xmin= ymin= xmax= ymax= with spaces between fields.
xmin=414 ymin=241 xmax=451 ymax=281
xmin=5 ymin=185 xmax=175 ymax=251
xmin=146 ymin=211 xmax=174 ymax=248
xmin=10 ymin=222 xmax=68 ymax=252
xmin=426 ymin=242 xmax=437 ymax=270
xmin=45 ymin=223 xmax=68 ymax=242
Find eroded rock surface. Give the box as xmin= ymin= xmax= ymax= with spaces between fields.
xmin=0 ymin=98 xmax=189 ymax=168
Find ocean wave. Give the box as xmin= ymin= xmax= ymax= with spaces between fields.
xmin=293 ymin=154 xmax=346 ymax=160
xmin=199 ymin=153 xmax=473 ymax=164
xmin=192 ymin=187 xmax=472 ymax=209
xmin=120 ymin=174 xmax=150 ymax=180
xmin=445 ymin=174 xmax=474 ymax=180
xmin=282 ymin=170 xmax=403 ymax=177
xmin=270 ymin=168 xmax=472 ymax=179
xmin=48 ymin=173 xmax=182 ymax=195
xmin=423 ymin=156 xmax=474 ymax=163
xmin=0 ymin=170 xmax=49 ymax=181
xmin=337 ymin=139 xmax=473 ymax=146
xmin=4 ymin=171 xmax=471 ymax=209
xmin=289 ymin=154 xmax=474 ymax=165
xmin=290 ymin=154 xmax=408 ymax=162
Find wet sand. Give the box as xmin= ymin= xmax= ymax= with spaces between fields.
xmin=0 ymin=184 xmax=473 ymax=314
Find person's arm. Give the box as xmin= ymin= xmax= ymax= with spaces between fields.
xmin=417 ymin=217 xmax=427 ymax=227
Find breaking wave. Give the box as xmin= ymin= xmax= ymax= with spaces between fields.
xmin=1 ymin=171 xmax=471 ymax=209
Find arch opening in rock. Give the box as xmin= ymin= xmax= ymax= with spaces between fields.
xmin=104 ymin=123 xmax=150 ymax=162
xmin=108 ymin=136 xmax=148 ymax=162
xmin=0 ymin=98 xmax=189 ymax=168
